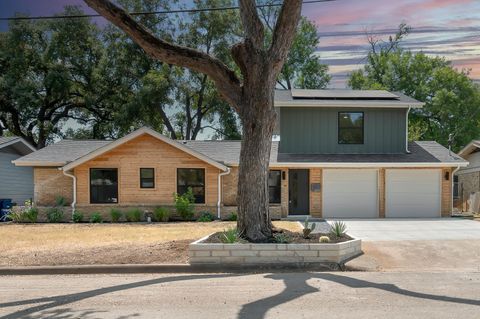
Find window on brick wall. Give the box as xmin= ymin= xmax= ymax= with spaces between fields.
xmin=269 ymin=170 xmax=281 ymax=204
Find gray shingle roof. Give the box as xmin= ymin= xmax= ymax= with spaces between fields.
xmin=0 ymin=136 xmax=20 ymax=146
xmin=13 ymin=139 xmax=111 ymax=165
xmin=276 ymin=141 xmax=466 ymax=164
xmin=13 ymin=137 xmax=466 ymax=167
xmin=181 ymin=140 xmax=279 ymax=165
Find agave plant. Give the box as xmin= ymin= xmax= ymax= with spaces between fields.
xmin=222 ymin=228 xmax=238 ymax=244
xmin=302 ymin=217 xmax=316 ymax=239
xmin=329 ymin=220 xmax=347 ymax=238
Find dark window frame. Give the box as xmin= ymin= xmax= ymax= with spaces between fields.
xmin=176 ymin=168 xmax=206 ymax=204
xmin=269 ymin=170 xmax=282 ymax=204
xmin=338 ymin=111 xmax=364 ymax=145
xmin=453 ymin=175 xmax=459 ymax=199
xmin=89 ymin=168 xmax=118 ymax=204
xmin=140 ymin=168 xmax=155 ymax=189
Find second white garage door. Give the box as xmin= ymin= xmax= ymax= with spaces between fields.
xmin=323 ymin=169 xmax=378 ymax=218
xmin=386 ymin=169 xmax=441 ymax=218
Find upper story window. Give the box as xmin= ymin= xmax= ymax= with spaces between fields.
xmin=268 ymin=170 xmax=281 ymax=204
xmin=177 ymin=168 xmax=205 ymax=204
xmin=90 ymin=168 xmax=118 ymax=204
xmin=140 ymin=168 xmax=155 ymax=188
xmin=338 ymin=112 xmax=364 ymax=144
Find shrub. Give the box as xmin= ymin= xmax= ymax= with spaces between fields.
xmin=22 ymin=207 xmax=38 ymax=223
xmin=7 ymin=203 xmax=38 ymax=223
xmin=221 ymin=228 xmax=238 ymax=244
xmin=110 ymin=208 xmax=122 ymax=223
xmin=153 ymin=207 xmax=170 ymax=222
xmin=47 ymin=208 xmax=64 ymax=223
xmin=330 ymin=221 xmax=347 ymax=238
xmin=302 ymin=217 xmax=316 ymax=239
xmin=125 ymin=208 xmax=142 ymax=222
xmin=197 ymin=211 xmax=215 ymax=222
xmin=226 ymin=212 xmax=237 ymax=221
xmin=72 ymin=211 xmax=83 ymax=223
xmin=274 ymin=232 xmax=290 ymax=243
xmin=173 ymin=188 xmax=195 ymax=220
xmin=55 ymin=195 xmax=67 ymax=207
xmin=319 ymin=236 xmax=330 ymax=243
xmin=90 ymin=212 xmax=103 ymax=223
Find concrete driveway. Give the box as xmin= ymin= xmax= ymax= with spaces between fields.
xmin=324 ymin=219 xmax=480 ymax=272
xmin=326 ymin=219 xmax=480 ymax=241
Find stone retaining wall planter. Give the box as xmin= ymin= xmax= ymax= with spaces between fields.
xmin=189 ymin=234 xmax=362 ymax=268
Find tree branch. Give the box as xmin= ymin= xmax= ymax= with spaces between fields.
xmin=268 ymin=0 xmax=302 ymax=75
xmin=84 ymin=0 xmax=242 ymax=110
xmin=239 ymin=0 xmax=264 ymax=48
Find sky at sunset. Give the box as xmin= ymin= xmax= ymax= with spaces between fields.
xmin=1 ymin=0 xmax=479 ymax=87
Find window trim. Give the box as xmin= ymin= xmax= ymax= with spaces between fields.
xmin=338 ymin=111 xmax=364 ymax=145
xmin=269 ymin=170 xmax=282 ymax=204
xmin=176 ymin=168 xmax=206 ymax=204
xmin=139 ymin=168 xmax=155 ymax=189
xmin=89 ymin=168 xmax=119 ymax=204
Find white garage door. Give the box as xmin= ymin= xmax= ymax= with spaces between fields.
xmin=386 ymin=169 xmax=441 ymax=218
xmin=323 ymin=169 xmax=378 ymax=218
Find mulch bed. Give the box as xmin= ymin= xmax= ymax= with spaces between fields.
xmin=203 ymin=228 xmax=352 ymax=244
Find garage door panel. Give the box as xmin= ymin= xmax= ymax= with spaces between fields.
xmin=386 ymin=169 xmax=441 ymax=218
xmin=323 ymin=169 xmax=378 ymax=218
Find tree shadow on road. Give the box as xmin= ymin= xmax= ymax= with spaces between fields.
xmin=238 ymin=272 xmax=480 ymax=319
xmin=0 ymin=273 xmax=236 ymax=319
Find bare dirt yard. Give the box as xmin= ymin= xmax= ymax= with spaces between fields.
xmin=0 ymin=221 xmax=301 ymax=266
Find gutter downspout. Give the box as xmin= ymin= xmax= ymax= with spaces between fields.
xmin=217 ymin=167 xmax=231 ymax=219
xmin=451 ymin=166 xmax=461 ymax=215
xmin=62 ymin=169 xmax=76 ymax=219
xmin=405 ymin=106 xmax=411 ymax=153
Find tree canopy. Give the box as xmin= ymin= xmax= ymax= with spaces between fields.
xmin=348 ymin=24 xmax=480 ymax=151
xmin=1 ymin=1 xmax=329 ymax=145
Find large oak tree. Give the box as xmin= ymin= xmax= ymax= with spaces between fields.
xmin=85 ymin=0 xmax=302 ymax=241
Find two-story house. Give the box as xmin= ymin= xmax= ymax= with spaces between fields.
xmin=13 ymin=89 xmax=467 ymax=220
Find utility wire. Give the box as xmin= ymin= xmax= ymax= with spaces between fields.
xmin=0 ymin=0 xmax=337 ymax=21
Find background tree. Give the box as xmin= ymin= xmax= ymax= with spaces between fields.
xmin=259 ymin=0 xmax=330 ymax=89
xmin=348 ymin=24 xmax=480 ymax=151
xmin=0 ymin=7 xmax=109 ymax=148
xmin=85 ymin=0 xmax=303 ymax=241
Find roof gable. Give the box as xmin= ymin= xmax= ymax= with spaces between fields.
xmin=0 ymin=136 xmax=36 ymax=155
xmin=61 ymin=127 xmax=228 ymax=171
xmin=458 ymin=140 xmax=480 ymax=158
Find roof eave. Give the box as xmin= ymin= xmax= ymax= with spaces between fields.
xmin=0 ymin=138 xmax=36 ymax=152
xmin=274 ymin=100 xmax=424 ymax=108
xmin=458 ymin=141 xmax=480 ymax=157
xmin=226 ymin=162 xmax=468 ymax=168
xmin=12 ymin=160 xmax=66 ymax=167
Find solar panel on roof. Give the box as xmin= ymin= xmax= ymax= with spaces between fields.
xmin=291 ymin=89 xmax=399 ymax=100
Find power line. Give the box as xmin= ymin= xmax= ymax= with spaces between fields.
xmin=0 ymin=0 xmax=337 ymax=21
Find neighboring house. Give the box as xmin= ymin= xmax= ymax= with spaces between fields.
xmin=456 ymin=140 xmax=480 ymax=212
xmin=13 ymin=89 xmax=467 ymax=219
xmin=0 ymin=136 xmax=36 ymax=204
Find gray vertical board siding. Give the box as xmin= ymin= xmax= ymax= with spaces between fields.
xmin=279 ymin=107 xmax=407 ymax=154
xmin=0 ymin=148 xmax=34 ymax=204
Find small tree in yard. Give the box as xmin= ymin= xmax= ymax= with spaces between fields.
xmin=85 ymin=0 xmax=302 ymax=242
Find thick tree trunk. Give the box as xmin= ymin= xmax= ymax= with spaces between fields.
xmin=84 ymin=0 xmax=302 ymax=243
xmin=237 ymin=85 xmax=277 ymax=242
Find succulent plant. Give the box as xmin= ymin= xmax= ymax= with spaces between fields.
xmin=330 ymin=220 xmax=347 ymax=238
xmin=319 ymin=236 xmax=330 ymax=243
xmin=302 ymin=218 xmax=317 ymax=239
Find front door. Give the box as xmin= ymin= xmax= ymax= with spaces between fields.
xmin=288 ymin=169 xmax=309 ymax=215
